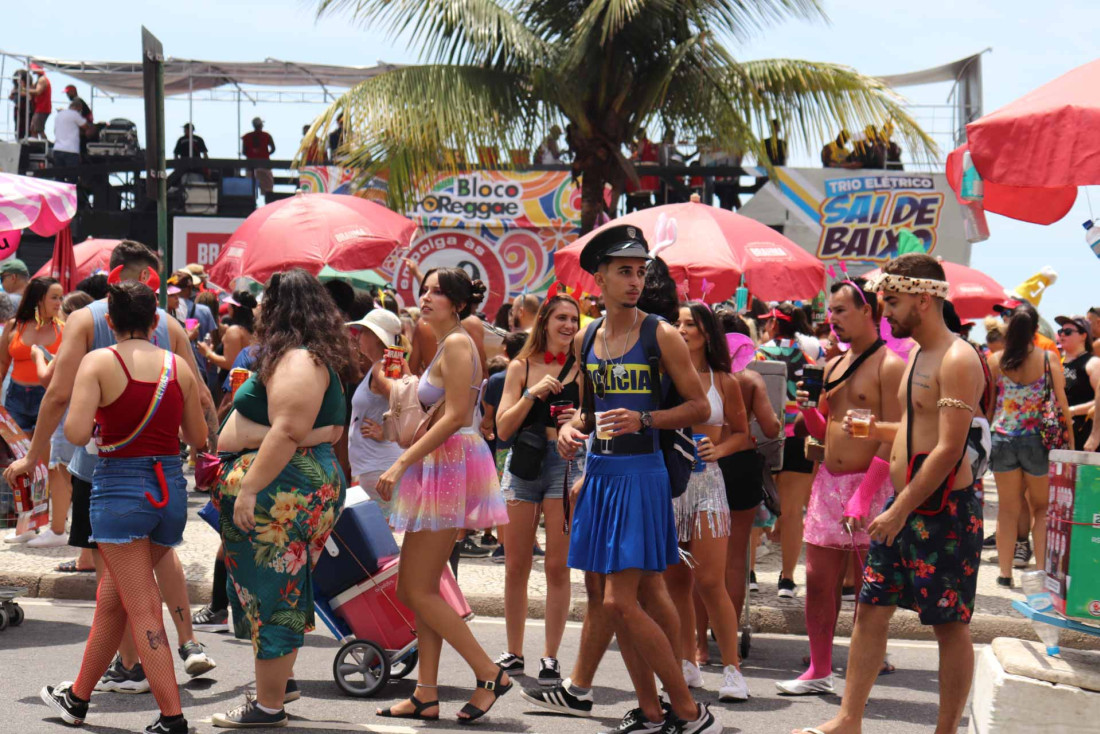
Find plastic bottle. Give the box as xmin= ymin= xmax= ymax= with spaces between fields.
xmin=960 ymin=151 xmax=984 ymax=202
xmin=1021 ymin=570 xmax=1060 ymax=656
xmin=1084 ymin=219 xmax=1100 ymax=258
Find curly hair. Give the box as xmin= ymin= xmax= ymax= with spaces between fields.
xmin=253 ymin=268 xmax=355 ymax=383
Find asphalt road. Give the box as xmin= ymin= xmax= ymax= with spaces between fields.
xmin=1 ymin=598 xmax=968 ymax=733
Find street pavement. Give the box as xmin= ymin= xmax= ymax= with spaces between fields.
xmin=1 ymin=597 xmax=966 ymax=733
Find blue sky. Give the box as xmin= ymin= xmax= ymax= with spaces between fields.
xmin=4 ymin=0 xmax=1098 ymax=324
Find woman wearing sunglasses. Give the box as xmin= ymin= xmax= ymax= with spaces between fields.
xmin=1055 ymin=315 xmax=1100 ymax=451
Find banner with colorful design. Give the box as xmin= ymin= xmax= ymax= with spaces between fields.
xmin=298 ymin=167 xmax=583 ymax=313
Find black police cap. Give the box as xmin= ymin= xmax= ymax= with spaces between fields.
xmin=579 ymin=224 xmax=651 ymax=274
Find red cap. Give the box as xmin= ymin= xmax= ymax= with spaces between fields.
xmin=64 ymin=84 xmax=76 ymax=93
xmin=29 ymin=63 xmax=43 ymax=73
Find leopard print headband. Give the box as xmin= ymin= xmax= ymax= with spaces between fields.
xmin=867 ymin=273 xmax=949 ymax=299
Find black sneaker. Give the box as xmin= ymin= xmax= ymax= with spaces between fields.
xmin=145 ymin=713 xmax=188 ymax=733
xmin=495 ymin=651 xmax=525 ymax=674
xmin=983 ymin=530 xmax=998 ymax=547
xmin=533 ymin=544 xmax=546 ymax=557
xmin=283 ymin=678 xmax=300 ymax=704
xmin=601 ymin=706 xmax=665 ymax=734
xmin=212 ymin=696 xmax=288 ymax=728
xmin=457 ymin=536 xmax=493 ymax=558
xmin=95 ymin=656 xmax=151 ymax=694
xmin=192 ymin=604 xmax=230 ymax=633
xmin=538 ymin=656 xmax=562 ymax=686
xmin=1014 ymin=539 xmax=1033 ymax=569
xmin=997 ymin=575 xmax=1013 ymax=588
xmin=40 ymin=683 xmax=88 ymax=726
xmin=520 ymin=678 xmax=594 ymax=717
xmin=777 ymin=577 xmax=797 ymax=599
xmin=748 ymin=571 xmax=759 ymax=593
xmin=481 ymin=532 xmax=498 ymax=547
xmin=179 ymin=640 xmax=217 ymax=677
xmin=490 ymin=545 xmax=506 ymax=564
xmin=841 ymin=585 xmax=857 ymax=603
xmin=660 ymin=703 xmax=720 ymax=734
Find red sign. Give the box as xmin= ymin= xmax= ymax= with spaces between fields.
xmin=186 ymin=231 xmax=232 ymax=269
xmin=394 ymin=230 xmax=507 ymax=318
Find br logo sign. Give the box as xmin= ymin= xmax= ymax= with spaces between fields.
xmin=186 ymin=233 xmax=231 ymax=267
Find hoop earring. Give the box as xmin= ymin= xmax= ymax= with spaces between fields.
xmin=34 ymin=306 xmax=44 ymax=328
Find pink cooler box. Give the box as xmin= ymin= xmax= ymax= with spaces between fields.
xmin=328 ymin=556 xmax=472 ymax=651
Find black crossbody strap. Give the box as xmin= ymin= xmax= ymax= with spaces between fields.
xmin=824 ymin=338 xmax=885 ymax=392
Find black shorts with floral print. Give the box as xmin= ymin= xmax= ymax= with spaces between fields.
xmin=859 ymin=489 xmax=984 ymax=625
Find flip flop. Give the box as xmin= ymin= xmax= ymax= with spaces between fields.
xmin=795 ymin=729 xmax=828 ymax=734
xmin=56 ymin=560 xmax=94 ymax=573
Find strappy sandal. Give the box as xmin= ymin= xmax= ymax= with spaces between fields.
xmin=457 ymin=667 xmax=512 ymax=724
xmin=56 ymin=560 xmax=94 ymax=573
xmin=377 ymin=695 xmax=440 ymax=721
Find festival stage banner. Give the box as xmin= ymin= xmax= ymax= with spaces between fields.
xmin=737 ymin=167 xmax=972 ymax=274
xmin=298 ymin=167 xmax=582 ymax=316
xmin=171 ymin=216 xmax=247 ymax=274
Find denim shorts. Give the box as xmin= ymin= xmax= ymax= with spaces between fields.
xmin=5 ymin=382 xmax=45 ymax=434
xmin=49 ymin=419 xmax=75 ymax=469
xmin=501 ymin=444 xmax=584 ymax=503
xmin=989 ymin=433 xmax=1049 ymax=477
xmin=89 ymin=455 xmax=188 ymax=547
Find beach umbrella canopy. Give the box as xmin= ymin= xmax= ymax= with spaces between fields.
xmin=35 ymin=237 xmax=120 ymax=285
xmin=554 ymin=201 xmax=825 ymax=303
xmin=317 ymin=265 xmax=389 ymax=290
xmin=207 ymin=193 xmax=416 ymax=288
xmin=0 ymin=172 xmax=77 ymax=236
xmin=864 ymin=260 xmax=1006 ymax=320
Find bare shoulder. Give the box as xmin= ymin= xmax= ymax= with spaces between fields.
xmin=442 ymin=331 xmax=474 ymax=359
xmin=879 ymin=345 xmax=906 ymax=377
xmin=276 ymin=348 xmax=328 ymax=378
xmin=943 ymin=338 xmax=982 ymax=374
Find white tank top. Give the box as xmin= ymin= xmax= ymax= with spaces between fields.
xmin=704 ymin=371 xmax=724 ymax=426
xmin=348 ymin=368 xmax=404 ymax=477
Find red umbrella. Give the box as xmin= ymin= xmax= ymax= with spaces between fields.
xmin=864 ymin=260 xmax=1005 ymax=320
xmin=207 ymin=193 xmax=416 ymax=289
xmin=47 ymin=225 xmax=77 ymax=291
xmin=946 ymin=58 xmax=1100 ymax=224
xmin=35 ymin=237 xmax=119 ymax=285
xmin=554 ymin=202 xmax=825 ymax=303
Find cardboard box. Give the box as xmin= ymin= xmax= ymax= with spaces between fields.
xmin=1046 ymin=450 xmax=1100 ymax=620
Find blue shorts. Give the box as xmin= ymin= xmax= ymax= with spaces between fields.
xmin=6 ymin=382 xmax=45 ymax=434
xmin=89 ymin=455 xmax=188 ymax=547
xmin=501 ymin=445 xmax=584 ymax=503
xmin=990 ymin=433 xmax=1048 ymax=477
xmin=49 ymin=418 xmax=75 ymax=469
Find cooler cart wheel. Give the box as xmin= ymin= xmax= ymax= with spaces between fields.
xmin=0 ymin=607 xmax=8 ymax=631
xmin=389 ymin=649 xmax=418 ymax=680
xmin=739 ymin=627 xmax=751 ymax=660
xmin=8 ymin=604 xmax=23 ymax=627
xmin=333 ymin=639 xmax=389 ymax=697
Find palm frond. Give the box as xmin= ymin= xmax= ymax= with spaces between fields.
xmin=316 ymin=0 xmax=549 ymax=69
xmin=687 ymin=0 xmax=826 ymax=41
xmin=296 ymin=65 xmax=543 ymax=212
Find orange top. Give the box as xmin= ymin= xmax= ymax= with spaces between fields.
xmin=10 ymin=321 xmax=62 ymax=384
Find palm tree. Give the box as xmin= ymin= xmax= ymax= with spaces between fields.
xmin=305 ymin=0 xmax=935 ymax=233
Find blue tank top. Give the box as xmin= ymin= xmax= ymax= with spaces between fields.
xmin=68 ymin=300 xmax=174 ymax=481
xmin=585 ymin=327 xmax=660 ymax=453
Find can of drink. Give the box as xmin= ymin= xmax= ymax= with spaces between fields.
xmin=692 ymin=433 xmax=708 ymax=472
xmin=550 ymin=401 xmax=573 ymax=422
xmin=229 ymin=368 xmax=252 ymax=398
xmin=383 ymin=347 xmax=406 ymax=379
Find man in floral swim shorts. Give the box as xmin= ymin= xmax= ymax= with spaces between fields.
xmin=799 ymin=253 xmax=986 ymax=734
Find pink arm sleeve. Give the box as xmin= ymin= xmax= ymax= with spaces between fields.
xmin=844 ymin=456 xmax=891 ymax=519
xmin=799 ymin=407 xmax=827 ymax=441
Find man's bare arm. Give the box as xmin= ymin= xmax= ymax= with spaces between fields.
xmin=654 ymin=322 xmax=708 ymax=429
xmin=875 ymin=353 xmax=906 ymax=460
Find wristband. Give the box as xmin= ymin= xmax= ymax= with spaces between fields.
xmin=844 ymin=456 xmax=891 ymax=519
xmin=799 ymin=406 xmax=827 ymax=441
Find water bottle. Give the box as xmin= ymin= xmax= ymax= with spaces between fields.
xmin=1084 ymin=219 xmax=1100 ymax=258
xmin=960 ymin=151 xmax=983 ymax=202
xmin=1021 ymin=570 xmax=1061 ymax=656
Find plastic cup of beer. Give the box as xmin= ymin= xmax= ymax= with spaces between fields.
xmin=850 ymin=409 xmax=873 ymax=438
xmin=595 ymin=411 xmax=613 ymax=441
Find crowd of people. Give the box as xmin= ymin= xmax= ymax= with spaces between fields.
xmin=0 ymin=225 xmax=1084 ymax=734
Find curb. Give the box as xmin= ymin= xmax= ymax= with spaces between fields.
xmin=11 ymin=572 xmax=1099 ymax=651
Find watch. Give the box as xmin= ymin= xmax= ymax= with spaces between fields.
xmin=522 ymin=388 xmax=536 ymax=402
xmin=640 ymin=411 xmax=653 ymax=431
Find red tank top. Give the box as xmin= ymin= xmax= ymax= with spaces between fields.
xmin=94 ymin=348 xmax=184 ymax=458
xmin=33 ymin=77 xmax=51 ymax=114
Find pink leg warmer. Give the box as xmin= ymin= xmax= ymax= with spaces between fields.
xmin=844 ymin=455 xmax=891 ymax=520
xmin=800 ymin=543 xmax=848 ymax=680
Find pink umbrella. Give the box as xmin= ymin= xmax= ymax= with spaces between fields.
xmin=208 ymin=193 xmax=416 ymax=289
xmin=864 ymin=260 xmax=1005 ymax=320
xmin=35 ymin=238 xmax=120 ymax=284
xmin=0 ymin=173 xmax=77 ymax=237
xmin=554 ymin=202 xmax=825 ymax=303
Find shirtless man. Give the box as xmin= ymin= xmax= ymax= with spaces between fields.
xmin=777 ymin=278 xmax=904 ymax=696
xmin=799 ymin=254 xmax=985 ymax=734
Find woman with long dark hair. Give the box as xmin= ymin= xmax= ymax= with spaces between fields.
xmin=987 ymin=302 xmax=1072 ymax=587
xmin=666 ymin=302 xmax=751 ymax=700
xmin=755 ymin=301 xmax=817 ymax=599
xmin=212 ymin=269 xmax=353 ymax=728
xmin=40 ymin=282 xmax=207 ymax=734
xmin=493 ymin=294 xmax=582 ymax=685
xmin=0 ymin=276 xmax=64 ymax=435
xmin=374 ymin=267 xmax=510 ymax=723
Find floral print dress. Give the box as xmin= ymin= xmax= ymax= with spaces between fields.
xmin=215 ymin=444 xmax=347 ymax=659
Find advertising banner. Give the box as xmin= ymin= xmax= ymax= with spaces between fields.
xmin=171 ymin=216 xmax=246 ymax=274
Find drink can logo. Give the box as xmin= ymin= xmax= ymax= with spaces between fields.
xmin=1088 ymin=600 xmax=1100 ymax=617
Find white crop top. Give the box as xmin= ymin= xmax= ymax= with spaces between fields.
xmin=704 ymin=371 xmax=724 ymax=426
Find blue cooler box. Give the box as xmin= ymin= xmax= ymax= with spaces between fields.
xmin=314 ymin=500 xmax=400 ymax=598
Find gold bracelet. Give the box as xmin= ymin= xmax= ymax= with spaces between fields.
xmin=937 ymin=398 xmax=974 ymax=412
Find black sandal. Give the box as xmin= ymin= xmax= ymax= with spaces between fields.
xmin=377 ymin=695 xmax=440 ymax=721
xmin=457 ymin=667 xmax=512 ymax=724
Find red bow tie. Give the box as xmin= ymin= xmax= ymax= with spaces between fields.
xmin=545 ymin=351 xmax=567 ymax=365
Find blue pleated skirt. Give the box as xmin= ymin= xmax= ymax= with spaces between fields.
xmin=567 ymin=452 xmax=680 ymax=574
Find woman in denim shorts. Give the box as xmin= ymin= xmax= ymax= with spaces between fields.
xmin=987 ymin=303 xmax=1072 ymax=587
xmin=39 ymin=282 xmax=208 ymax=734
xmin=493 ymin=295 xmax=584 ymax=684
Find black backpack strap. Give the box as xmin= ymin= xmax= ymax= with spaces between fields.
xmin=578 ymin=317 xmax=603 ymax=432
xmin=580 ymin=317 xmax=603 ymax=367
xmin=639 ymin=314 xmax=664 ymax=407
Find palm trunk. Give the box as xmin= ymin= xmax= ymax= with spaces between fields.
xmin=579 ymin=165 xmax=608 ymax=235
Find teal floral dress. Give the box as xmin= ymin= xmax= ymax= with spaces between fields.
xmin=215 ymin=444 xmax=347 ymax=659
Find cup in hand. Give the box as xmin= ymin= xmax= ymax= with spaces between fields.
xmin=850 ymin=408 xmax=873 ymax=438
xmin=801 ymin=366 xmax=825 ymax=407
xmin=692 ymin=433 xmax=708 ymax=472
xmin=595 ymin=411 xmax=613 ymax=440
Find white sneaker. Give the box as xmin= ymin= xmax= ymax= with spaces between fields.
xmin=718 ymin=665 xmax=749 ymax=701
xmin=4 ymin=528 xmax=37 ymax=544
xmin=682 ymin=659 xmax=704 ymax=689
xmin=775 ymin=674 xmax=835 ymax=695
xmin=27 ymin=528 xmax=69 ymax=548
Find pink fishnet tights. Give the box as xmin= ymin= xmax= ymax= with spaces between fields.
xmin=72 ymin=539 xmax=181 ymax=716
xmin=800 ymin=544 xmax=861 ymax=681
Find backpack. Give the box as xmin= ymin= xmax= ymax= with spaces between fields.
xmin=382 ymin=375 xmax=443 ymax=449
xmin=580 ymin=314 xmax=694 ymax=498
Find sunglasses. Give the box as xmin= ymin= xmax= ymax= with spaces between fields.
xmin=1059 ymin=327 xmax=1082 ymax=336
xmin=591 ymin=360 xmax=608 ymax=399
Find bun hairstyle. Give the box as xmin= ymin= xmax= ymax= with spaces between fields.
xmin=421 ymin=267 xmax=487 ymax=319
xmin=107 ymin=281 xmax=158 ymax=335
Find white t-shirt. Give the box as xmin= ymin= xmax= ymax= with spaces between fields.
xmin=53 ymin=109 xmax=84 ymax=154
xmin=348 ymin=368 xmax=403 ymax=479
